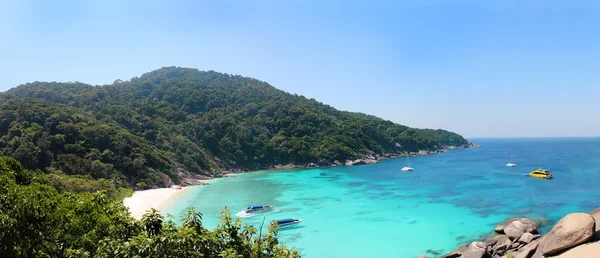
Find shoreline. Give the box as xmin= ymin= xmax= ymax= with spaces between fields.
xmin=124 ymin=174 xmax=240 ymax=219
xmin=126 ymin=144 xmax=478 ymax=219
xmin=124 ymin=144 xmax=478 ymax=220
xmin=123 ymin=186 xmax=192 ymax=219
xmin=184 ymin=143 xmax=480 ymax=184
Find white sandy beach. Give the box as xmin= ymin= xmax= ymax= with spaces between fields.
xmin=123 ymin=187 xmax=188 ymax=219
xmin=123 ymin=175 xmax=238 ymax=219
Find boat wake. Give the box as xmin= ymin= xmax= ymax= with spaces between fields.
xmin=235 ymin=211 xmax=255 ymax=218
xmin=235 ymin=209 xmax=280 ymax=218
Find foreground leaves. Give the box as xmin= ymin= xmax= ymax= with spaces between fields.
xmin=0 ymin=156 xmax=299 ymax=257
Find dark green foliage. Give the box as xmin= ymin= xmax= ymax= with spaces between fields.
xmin=47 ymin=173 xmax=133 ymax=199
xmin=0 ymin=156 xmax=299 ymax=257
xmin=0 ymin=67 xmax=468 ymax=188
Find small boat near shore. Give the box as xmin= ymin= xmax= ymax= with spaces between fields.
xmin=401 ymin=154 xmax=414 ymax=171
xmin=506 ymin=153 xmax=516 ymax=167
xmin=275 ymin=218 xmax=302 ymax=227
xmin=245 ymin=204 xmax=274 ymax=213
xmin=529 ymin=168 xmax=552 ymax=179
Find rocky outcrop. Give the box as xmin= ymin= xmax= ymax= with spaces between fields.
xmin=461 ymin=242 xmax=491 ymax=258
xmin=589 ymin=207 xmax=600 ymax=241
xmin=553 ymin=242 xmax=600 ymax=258
xmin=495 ymin=218 xmax=537 ymax=234
xmin=495 ymin=218 xmax=522 ymax=233
xmin=438 ymin=210 xmax=599 ymax=258
xmin=468 ymin=142 xmax=481 ymax=148
xmin=517 ymin=232 xmax=539 ymax=244
xmin=489 ymin=234 xmax=512 ymax=256
xmin=346 ymin=159 xmax=367 ymax=166
xmin=364 ymin=158 xmax=378 ymax=164
xmin=442 ymin=252 xmax=461 ymax=258
xmin=505 ymin=220 xmax=538 ymax=240
xmin=505 ymin=221 xmax=528 ymax=240
xmin=514 ymin=241 xmax=538 ymax=258
xmin=540 ymin=213 xmax=595 ymax=256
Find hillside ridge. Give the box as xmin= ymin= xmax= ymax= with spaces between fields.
xmin=0 ymin=66 xmax=471 ymax=189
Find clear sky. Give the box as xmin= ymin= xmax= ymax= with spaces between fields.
xmin=1 ymin=0 xmax=599 ymax=138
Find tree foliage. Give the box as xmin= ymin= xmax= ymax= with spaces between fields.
xmin=0 ymin=67 xmax=468 ymax=188
xmin=0 ymin=156 xmax=299 ymax=257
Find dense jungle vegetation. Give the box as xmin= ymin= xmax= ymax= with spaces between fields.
xmin=0 ymin=67 xmax=468 ymax=189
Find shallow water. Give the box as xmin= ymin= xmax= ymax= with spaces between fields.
xmin=161 ymin=138 xmax=600 ymax=257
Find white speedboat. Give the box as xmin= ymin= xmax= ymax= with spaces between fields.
xmin=506 ymin=153 xmax=517 ymax=167
xmin=401 ymin=155 xmax=414 ymax=171
xmin=245 ymin=204 xmax=274 ymax=213
xmin=276 ymin=218 xmax=302 ymax=227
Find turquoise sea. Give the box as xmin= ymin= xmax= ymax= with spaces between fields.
xmin=161 ymin=138 xmax=600 ymax=257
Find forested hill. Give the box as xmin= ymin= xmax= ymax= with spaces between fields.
xmin=0 ymin=67 xmax=468 ymax=189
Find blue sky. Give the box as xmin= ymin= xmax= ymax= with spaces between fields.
xmin=1 ymin=0 xmax=599 ymax=137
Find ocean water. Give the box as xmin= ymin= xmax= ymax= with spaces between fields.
xmin=161 ymin=138 xmax=600 ymax=258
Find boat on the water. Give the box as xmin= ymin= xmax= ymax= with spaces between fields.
xmin=245 ymin=204 xmax=274 ymax=213
xmin=506 ymin=153 xmax=516 ymax=167
xmin=275 ymin=218 xmax=302 ymax=227
xmin=529 ymin=168 xmax=552 ymax=179
xmin=401 ymin=154 xmax=414 ymax=171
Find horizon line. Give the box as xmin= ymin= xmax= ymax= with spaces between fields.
xmin=466 ymin=136 xmax=599 ymax=139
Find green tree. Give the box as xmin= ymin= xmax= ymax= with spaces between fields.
xmin=0 ymin=156 xmax=299 ymax=257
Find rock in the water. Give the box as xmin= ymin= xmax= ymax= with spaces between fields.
xmin=462 ymin=242 xmax=491 ymax=258
xmin=505 ymin=219 xmax=539 ymax=240
xmin=417 ymin=255 xmax=429 ymax=258
xmin=518 ymin=232 xmax=539 ymax=244
xmin=495 ymin=218 xmax=537 ymax=234
xmin=541 ymin=212 xmax=595 ymax=256
xmin=495 ymin=218 xmax=521 ymax=233
xmin=589 ymin=207 xmax=600 ymax=241
xmin=505 ymin=221 xmax=527 ymax=240
xmin=515 ymin=241 xmax=539 ymax=258
xmin=553 ymin=242 xmax=600 ymax=258
xmin=442 ymin=252 xmax=461 ymax=258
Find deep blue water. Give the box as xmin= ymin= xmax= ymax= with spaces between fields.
xmin=162 ymin=138 xmax=600 ymax=257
